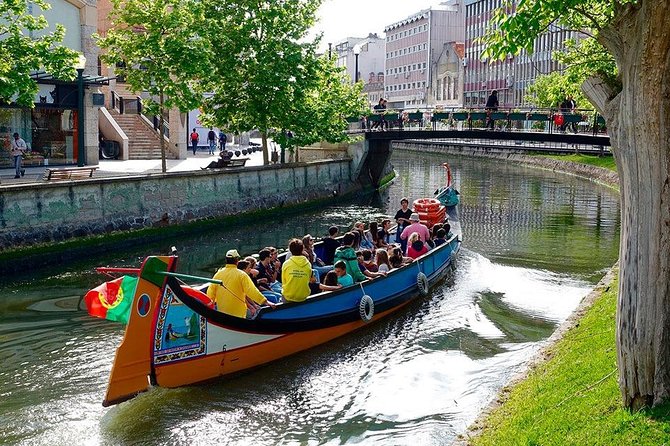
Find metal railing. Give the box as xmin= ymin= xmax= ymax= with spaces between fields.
xmin=353 ymin=107 xmax=607 ymax=136
xmin=110 ymin=89 xmax=169 ymax=138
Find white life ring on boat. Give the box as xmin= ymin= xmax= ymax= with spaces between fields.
xmin=417 ymin=272 xmax=429 ymax=296
xmin=359 ymin=295 xmax=374 ymax=322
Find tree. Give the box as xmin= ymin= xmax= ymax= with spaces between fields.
xmin=483 ymin=0 xmax=670 ymax=409
xmin=525 ymin=72 xmax=590 ymax=110
xmin=198 ymin=0 xmax=364 ymax=164
xmin=97 ymin=0 xmax=207 ymax=172
xmin=271 ymin=55 xmax=367 ymax=153
xmin=0 ymin=0 xmax=78 ymax=106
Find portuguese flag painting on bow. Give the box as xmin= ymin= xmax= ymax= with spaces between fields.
xmin=84 ymin=276 xmax=138 ymax=324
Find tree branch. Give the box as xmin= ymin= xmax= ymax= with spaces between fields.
xmin=582 ymin=75 xmax=615 ymax=116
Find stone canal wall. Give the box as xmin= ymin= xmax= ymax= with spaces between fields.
xmin=0 ymin=159 xmax=356 ymax=251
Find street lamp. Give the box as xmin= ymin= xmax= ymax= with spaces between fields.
xmin=76 ymin=54 xmax=86 ymax=167
xmin=353 ymin=44 xmax=361 ymax=84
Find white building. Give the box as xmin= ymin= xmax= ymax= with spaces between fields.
xmin=333 ymin=34 xmax=386 ymax=106
xmin=383 ymin=1 xmax=465 ymax=110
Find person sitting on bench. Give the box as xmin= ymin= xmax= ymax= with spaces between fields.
xmin=202 ymin=151 xmax=233 ymax=169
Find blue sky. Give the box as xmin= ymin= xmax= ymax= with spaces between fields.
xmin=310 ymin=0 xmax=440 ymax=49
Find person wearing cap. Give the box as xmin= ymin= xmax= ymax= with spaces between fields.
xmin=400 ymin=213 xmax=431 ymax=244
xmin=207 ymin=249 xmax=276 ymax=318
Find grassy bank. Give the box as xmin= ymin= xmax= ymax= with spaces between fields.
xmin=468 ymin=273 xmax=670 ymax=445
xmin=542 ymin=153 xmax=617 ymax=172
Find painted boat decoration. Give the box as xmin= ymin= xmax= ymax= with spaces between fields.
xmin=91 ymin=183 xmax=461 ymax=407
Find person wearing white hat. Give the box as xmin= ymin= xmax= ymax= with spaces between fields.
xmin=400 ymin=213 xmax=431 ymax=247
xmin=207 ymin=249 xmax=276 ymax=318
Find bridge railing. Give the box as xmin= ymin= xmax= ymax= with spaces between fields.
xmin=350 ymin=107 xmax=607 ymax=136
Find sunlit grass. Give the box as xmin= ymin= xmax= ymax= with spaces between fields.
xmin=542 ymin=153 xmax=617 ymax=172
xmin=469 ymin=274 xmax=670 ymax=445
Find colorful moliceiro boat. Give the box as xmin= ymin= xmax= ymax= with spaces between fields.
xmin=98 ymin=218 xmax=461 ymax=408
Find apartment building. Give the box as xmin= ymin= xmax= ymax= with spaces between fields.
xmin=464 ymin=0 xmax=581 ymax=108
xmin=335 ymin=34 xmax=386 ymax=85
xmin=383 ymin=1 xmax=464 ymax=110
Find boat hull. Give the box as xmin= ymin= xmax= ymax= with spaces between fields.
xmin=103 ymin=226 xmax=461 ymax=406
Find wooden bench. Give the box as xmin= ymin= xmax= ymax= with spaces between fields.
xmin=43 ymin=166 xmax=99 ymax=181
xmin=221 ymin=158 xmax=249 ymax=168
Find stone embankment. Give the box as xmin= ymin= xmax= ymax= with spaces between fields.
xmin=394 ymin=140 xmax=619 ymax=189
xmin=0 ymin=160 xmax=356 ymax=252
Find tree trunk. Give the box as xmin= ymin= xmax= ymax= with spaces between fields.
xmin=261 ymin=132 xmax=269 ymax=165
xmin=587 ymin=0 xmax=670 ymax=409
xmin=159 ymin=90 xmax=167 ymax=173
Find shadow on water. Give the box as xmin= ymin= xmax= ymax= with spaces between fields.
xmin=476 ymin=291 xmax=557 ymax=343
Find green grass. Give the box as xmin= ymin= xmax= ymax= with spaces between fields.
xmin=470 ymin=275 xmax=670 ymax=446
xmin=542 ymin=153 xmax=618 ymax=172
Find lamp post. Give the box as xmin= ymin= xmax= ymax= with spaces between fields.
xmin=353 ymin=44 xmax=361 ymax=84
xmin=76 ymin=54 xmax=86 ymax=167
xmin=328 ymin=42 xmax=332 ymax=59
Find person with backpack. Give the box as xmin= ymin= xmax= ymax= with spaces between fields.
xmin=207 ymin=128 xmax=216 ymax=155
xmin=190 ymin=128 xmax=199 ymax=155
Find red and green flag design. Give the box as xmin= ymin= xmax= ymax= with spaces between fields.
xmin=84 ymin=275 xmax=138 ymax=324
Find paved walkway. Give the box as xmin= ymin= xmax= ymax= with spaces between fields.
xmin=0 ymin=144 xmax=266 ymax=186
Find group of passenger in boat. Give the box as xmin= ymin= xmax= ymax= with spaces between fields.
xmin=206 ymin=199 xmax=452 ymax=319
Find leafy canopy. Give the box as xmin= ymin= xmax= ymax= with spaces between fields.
xmin=97 ymin=0 xmax=207 ymax=117
xmin=197 ymin=0 xmax=365 ymax=160
xmin=481 ymin=0 xmax=628 ymax=98
xmin=0 ymin=0 xmax=78 ymax=106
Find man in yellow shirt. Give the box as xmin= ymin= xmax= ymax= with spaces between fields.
xmin=207 ymin=249 xmax=275 ymax=318
xmin=281 ymin=239 xmax=313 ymax=302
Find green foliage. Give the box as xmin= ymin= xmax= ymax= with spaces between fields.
xmin=525 ymin=72 xmax=590 ymax=109
xmin=481 ymin=0 xmax=627 ymax=99
xmin=273 ymin=56 xmax=367 ymax=150
xmin=0 ymin=0 xmax=78 ymax=106
xmin=471 ymin=273 xmax=670 ymax=445
xmin=97 ymin=0 xmax=207 ymax=117
xmin=197 ymin=0 xmax=364 ymax=162
xmin=542 ymin=153 xmax=617 ymax=172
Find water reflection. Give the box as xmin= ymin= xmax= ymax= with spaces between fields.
xmin=0 ymin=151 xmax=620 ymax=445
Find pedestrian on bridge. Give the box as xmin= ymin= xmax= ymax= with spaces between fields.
xmin=485 ymin=90 xmax=499 ymax=130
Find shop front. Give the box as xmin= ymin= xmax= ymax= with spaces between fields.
xmin=1 ymin=82 xmax=83 ymax=167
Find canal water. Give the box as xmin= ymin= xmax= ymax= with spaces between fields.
xmin=0 ymin=151 xmax=620 ymax=445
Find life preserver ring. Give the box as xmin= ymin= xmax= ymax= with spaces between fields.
xmin=417 ymin=205 xmax=447 ymax=228
xmin=417 ymin=272 xmax=429 ymax=296
xmin=359 ymin=295 xmax=374 ymax=322
xmin=413 ymin=198 xmax=441 ymax=212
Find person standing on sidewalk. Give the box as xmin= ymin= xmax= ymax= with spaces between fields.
xmin=10 ymin=132 xmax=27 ymax=178
xmin=190 ymin=128 xmax=199 ymax=155
xmin=207 ymin=128 xmax=216 ymax=155
xmin=218 ymin=130 xmax=227 ymax=152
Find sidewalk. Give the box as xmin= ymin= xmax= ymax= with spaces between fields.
xmin=0 ymin=144 xmax=266 ymax=186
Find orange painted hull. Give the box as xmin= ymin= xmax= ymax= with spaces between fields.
xmin=154 ymin=304 xmax=408 ymax=388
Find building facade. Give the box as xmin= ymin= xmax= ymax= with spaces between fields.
xmin=0 ymin=0 xmax=100 ymax=168
xmin=429 ymin=42 xmax=465 ymax=108
xmin=334 ymin=34 xmax=386 ymax=107
xmin=383 ymin=1 xmax=464 ymax=110
xmin=463 ymin=0 xmax=581 ymax=108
